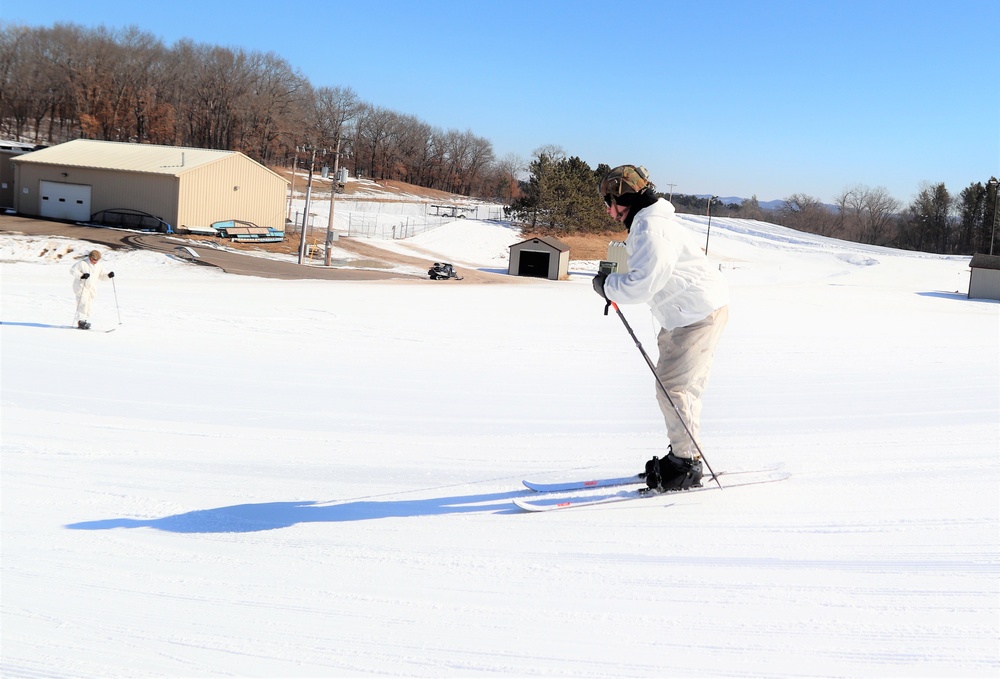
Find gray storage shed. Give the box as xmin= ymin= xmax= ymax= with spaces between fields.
xmin=10 ymin=139 xmax=288 ymax=232
xmin=968 ymin=253 xmax=1000 ymax=301
xmin=508 ymin=236 xmax=570 ymax=280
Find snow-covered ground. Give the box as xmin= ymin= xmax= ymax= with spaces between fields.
xmin=2 ymin=214 xmax=998 ymax=677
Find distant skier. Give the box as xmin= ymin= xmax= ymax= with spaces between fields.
xmin=70 ymin=249 xmax=115 ymax=330
xmin=592 ymin=165 xmax=730 ymax=492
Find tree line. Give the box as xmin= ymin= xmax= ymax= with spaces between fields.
xmin=0 ymin=22 xmax=523 ymax=201
xmin=510 ymin=147 xmax=998 ymax=256
xmin=698 ymin=182 xmax=997 ymax=255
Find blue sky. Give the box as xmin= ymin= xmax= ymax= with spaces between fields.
xmin=4 ymin=0 xmax=998 ymax=203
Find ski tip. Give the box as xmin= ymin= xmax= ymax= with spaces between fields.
xmin=512 ymin=498 xmax=544 ymax=512
xmin=513 ymin=496 xmax=582 ymax=512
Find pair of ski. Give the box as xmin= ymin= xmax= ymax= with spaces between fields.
xmin=67 ymin=325 xmax=117 ymax=333
xmin=514 ymin=464 xmax=788 ymax=512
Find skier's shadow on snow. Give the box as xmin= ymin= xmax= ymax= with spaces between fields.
xmin=65 ymin=489 xmax=528 ymax=533
xmin=0 ymin=321 xmax=73 ymax=329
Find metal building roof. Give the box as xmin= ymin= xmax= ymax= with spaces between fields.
xmin=510 ymin=236 xmax=571 ymax=252
xmin=11 ymin=139 xmax=236 ymax=176
xmin=0 ymin=139 xmax=38 ymax=152
xmin=970 ymin=253 xmax=1000 ymax=271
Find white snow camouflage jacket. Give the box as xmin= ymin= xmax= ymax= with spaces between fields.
xmin=70 ymin=257 xmax=109 ymax=299
xmin=603 ymin=198 xmax=729 ymax=330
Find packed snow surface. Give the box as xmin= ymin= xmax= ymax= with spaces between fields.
xmin=2 ymin=214 xmax=998 ymax=677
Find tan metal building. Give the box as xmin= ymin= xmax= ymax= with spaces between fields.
xmin=508 ymin=236 xmax=570 ymax=280
xmin=10 ymin=139 xmax=288 ymax=232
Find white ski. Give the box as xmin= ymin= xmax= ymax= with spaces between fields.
xmin=513 ymin=470 xmax=790 ymax=512
xmin=522 ymin=464 xmax=784 ymax=493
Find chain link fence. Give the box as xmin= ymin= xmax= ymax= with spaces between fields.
xmin=288 ymin=198 xmax=506 ymax=240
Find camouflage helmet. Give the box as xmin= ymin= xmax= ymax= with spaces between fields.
xmin=600 ymin=165 xmax=654 ymax=206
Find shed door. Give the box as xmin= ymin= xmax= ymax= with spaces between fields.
xmin=518 ymin=250 xmax=551 ymax=278
xmin=39 ymin=180 xmax=91 ymax=221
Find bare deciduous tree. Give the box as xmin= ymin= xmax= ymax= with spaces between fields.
xmin=777 ymin=193 xmax=838 ymax=236
xmin=353 ymin=103 xmax=396 ymax=180
xmin=736 ymin=195 xmax=765 ymax=221
xmin=0 ymin=22 xmax=516 ymax=201
xmin=310 ymin=85 xmax=360 ymax=155
xmin=487 ymin=152 xmax=525 ymax=203
xmin=835 ymin=184 xmax=901 ymax=245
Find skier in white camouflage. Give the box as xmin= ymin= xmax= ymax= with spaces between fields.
xmin=70 ymin=249 xmax=115 ymax=330
xmin=592 ymin=165 xmax=730 ymax=492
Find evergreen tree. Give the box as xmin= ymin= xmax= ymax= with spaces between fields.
xmin=898 ymin=183 xmax=953 ymax=253
xmin=510 ymin=150 xmax=614 ymax=232
xmin=956 ymin=182 xmax=987 ymax=254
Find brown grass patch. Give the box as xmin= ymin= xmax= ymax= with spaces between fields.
xmin=521 ymin=231 xmax=628 ymax=261
xmin=270 ymin=168 xmax=471 ymax=202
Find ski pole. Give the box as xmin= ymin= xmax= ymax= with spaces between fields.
xmin=111 ymin=276 xmax=122 ymax=325
xmin=604 ymin=300 xmax=723 ymax=489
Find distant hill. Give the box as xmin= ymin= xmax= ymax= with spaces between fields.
xmin=697 ymin=195 xmax=785 ymax=210
xmin=694 ymin=195 xmax=839 ymax=212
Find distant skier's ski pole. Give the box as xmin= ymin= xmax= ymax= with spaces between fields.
xmin=604 ymin=300 xmax=722 ymax=489
xmin=112 ymin=277 xmax=122 ymax=326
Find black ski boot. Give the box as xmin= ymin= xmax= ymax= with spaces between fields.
xmin=644 ymin=452 xmax=703 ymax=492
xmin=642 ymin=444 xmax=670 ymax=480
xmin=77 ymin=320 xmax=91 ymax=330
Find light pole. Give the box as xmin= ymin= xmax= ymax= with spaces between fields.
xmin=286 ymin=148 xmax=299 ymax=222
xmin=988 ymin=177 xmax=999 ymax=256
xmin=704 ymin=196 xmax=718 ymax=256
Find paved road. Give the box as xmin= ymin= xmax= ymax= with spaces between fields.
xmin=0 ymin=215 xmax=427 ymax=281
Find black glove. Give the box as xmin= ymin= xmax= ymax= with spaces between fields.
xmin=592 ymin=271 xmax=608 ymax=299
xmin=108 ymin=271 xmax=115 ymax=278
xmin=81 ymin=273 xmax=90 ymax=279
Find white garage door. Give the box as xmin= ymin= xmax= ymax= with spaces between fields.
xmin=39 ymin=180 xmax=92 ymax=222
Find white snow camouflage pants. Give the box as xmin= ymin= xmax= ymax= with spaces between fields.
xmin=73 ymin=280 xmax=97 ymax=323
xmin=653 ymin=305 xmax=729 ymax=459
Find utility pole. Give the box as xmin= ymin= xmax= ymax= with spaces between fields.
xmin=664 ymin=183 xmax=677 ymax=201
xmin=324 ymin=137 xmax=347 ymax=267
xmin=988 ymin=177 xmax=999 ymax=256
xmin=704 ymin=196 xmax=718 ymax=256
xmin=297 ymin=147 xmax=324 ymax=265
